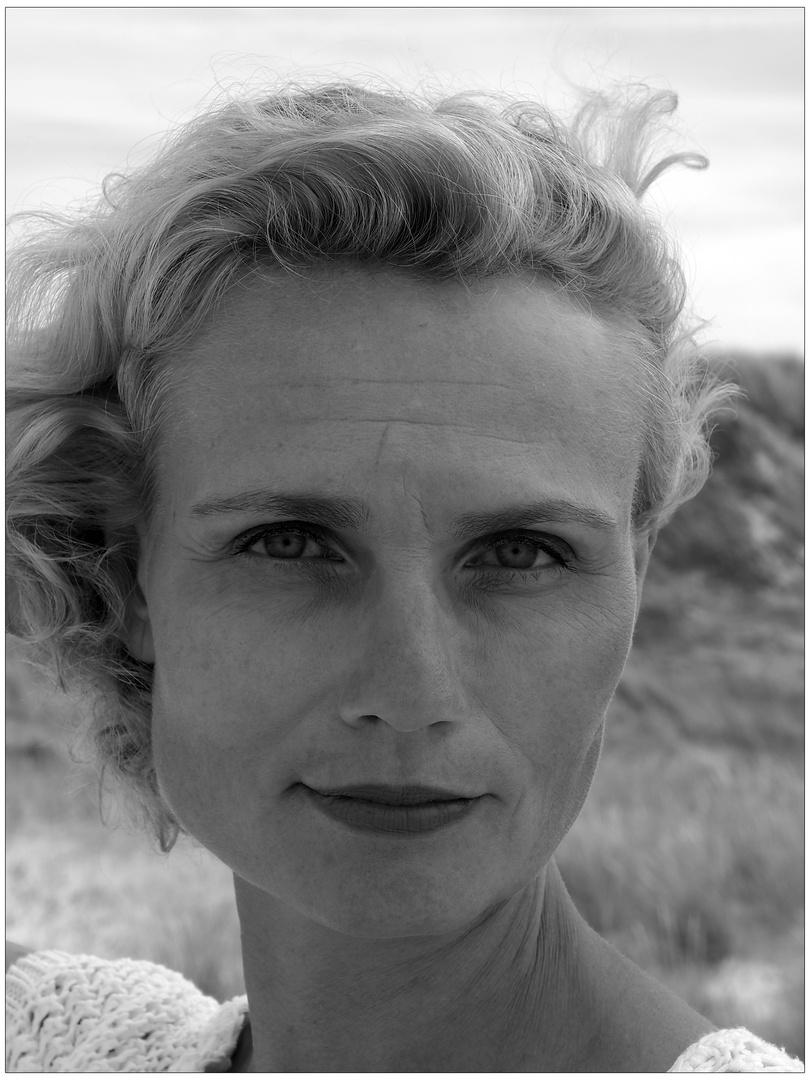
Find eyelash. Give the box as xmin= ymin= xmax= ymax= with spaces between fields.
xmin=472 ymin=532 xmax=576 ymax=581
xmin=231 ymin=524 xmax=576 ymax=582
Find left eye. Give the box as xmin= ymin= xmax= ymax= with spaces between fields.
xmin=466 ymin=535 xmax=564 ymax=571
xmin=238 ymin=527 xmax=340 ymax=560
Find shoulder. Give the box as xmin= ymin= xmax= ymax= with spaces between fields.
xmin=577 ymin=932 xmax=717 ymax=1071
xmin=6 ymin=948 xmax=243 ymax=1071
xmin=670 ymin=1027 xmax=804 ymax=1073
xmin=580 ymin=937 xmax=804 ymax=1072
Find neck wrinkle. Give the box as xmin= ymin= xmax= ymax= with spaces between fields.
xmin=236 ymin=859 xmax=591 ymax=1072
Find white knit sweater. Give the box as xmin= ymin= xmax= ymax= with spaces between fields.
xmin=5 ymin=951 xmax=804 ymax=1072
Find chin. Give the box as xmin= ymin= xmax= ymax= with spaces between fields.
xmin=295 ymin=863 xmax=514 ymax=940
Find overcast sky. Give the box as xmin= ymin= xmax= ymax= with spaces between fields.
xmin=6 ymin=7 xmax=804 ymax=354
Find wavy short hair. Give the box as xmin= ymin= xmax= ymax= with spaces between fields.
xmin=6 ymin=78 xmax=732 ymax=849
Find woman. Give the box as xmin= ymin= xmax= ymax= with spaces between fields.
xmin=5 ymin=77 xmax=802 ymax=1072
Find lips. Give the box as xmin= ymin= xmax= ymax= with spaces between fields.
xmin=304 ymin=784 xmax=482 ymax=835
xmin=310 ymin=784 xmax=476 ymax=805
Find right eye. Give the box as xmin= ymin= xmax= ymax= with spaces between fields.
xmin=234 ymin=525 xmax=344 ymax=562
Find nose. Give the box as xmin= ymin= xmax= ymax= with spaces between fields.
xmin=337 ymin=577 xmax=471 ymax=731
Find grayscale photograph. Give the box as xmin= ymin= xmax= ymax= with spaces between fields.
xmin=6 ymin=7 xmax=804 ymax=1072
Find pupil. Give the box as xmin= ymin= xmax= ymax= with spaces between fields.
xmin=267 ymin=532 xmax=307 ymax=558
xmin=497 ymin=541 xmax=536 ymax=569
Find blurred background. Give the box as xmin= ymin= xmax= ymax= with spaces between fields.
xmin=6 ymin=7 xmax=804 ymax=1061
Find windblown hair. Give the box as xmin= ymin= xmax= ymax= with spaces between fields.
xmin=6 ymin=77 xmax=732 ymax=848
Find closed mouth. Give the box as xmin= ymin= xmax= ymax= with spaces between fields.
xmin=309 ymin=785 xmax=476 ymax=806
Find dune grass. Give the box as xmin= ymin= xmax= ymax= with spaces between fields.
xmin=557 ymin=749 xmax=803 ymax=966
xmin=556 ymin=746 xmax=804 ymax=1061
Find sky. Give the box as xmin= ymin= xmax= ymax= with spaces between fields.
xmin=5 ymin=6 xmax=804 ymax=353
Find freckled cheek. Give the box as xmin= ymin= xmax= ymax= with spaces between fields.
xmin=149 ymin=593 xmax=318 ymax=726
xmin=152 ymin=709 xmax=269 ymax=868
xmin=147 ymin=594 xmax=338 ymax=809
xmin=474 ymin=593 xmax=636 ymax=756
xmin=144 ymin=608 xmax=248 ymax=810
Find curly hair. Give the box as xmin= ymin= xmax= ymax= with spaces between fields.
xmin=6 ymin=77 xmax=733 ymax=850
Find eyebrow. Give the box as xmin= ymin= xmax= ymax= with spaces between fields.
xmin=189 ymin=489 xmax=618 ymax=537
xmin=450 ymin=500 xmax=618 ymax=538
xmin=189 ymin=491 xmax=371 ymax=531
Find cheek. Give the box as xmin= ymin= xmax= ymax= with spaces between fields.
xmin=150 ymin=592 xmax=317 ymax=729
xmin=146 ymin=598 xmax=336 ymax=838
xmin=472 ymin=590 xmax=633 ymax=867
xmin=146 ymin=611 xmax=254 ymax=831
xmin=472 ymin=575 xmax=637 ymax=753
xmin=148 ymin=634 xmax=246 ymax=844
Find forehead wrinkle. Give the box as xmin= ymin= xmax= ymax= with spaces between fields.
xmin=373 ymin=421 xmax=394 ymax=471
xmin=264 ymin=377 xmax=528 ymax=389
xmin=153 ymin=271 xmax=650 ymax=534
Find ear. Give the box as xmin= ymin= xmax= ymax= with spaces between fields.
xmin=123 ymin=533 xmax=155 ymax=664
xmin=633 ymin=526 xmax=658 ymax=621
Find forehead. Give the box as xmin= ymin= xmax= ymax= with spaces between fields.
xmin=160 ymin=269 xmax=647 ymax=515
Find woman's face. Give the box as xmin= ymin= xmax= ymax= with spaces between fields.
xmin=133 ymin=269 xmax=651 ymax=937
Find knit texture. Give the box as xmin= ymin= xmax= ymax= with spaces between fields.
xmin=6 ymin=951 xmax=248 ymax=1071
xmin=5 ymin=951 xmax=804 ymax=1072
xmin=669 ymin=1028 xmax=804 ymax=1073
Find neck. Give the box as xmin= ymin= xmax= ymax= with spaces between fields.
xmin=235 ymin=860 xmax=593 ymax=1072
